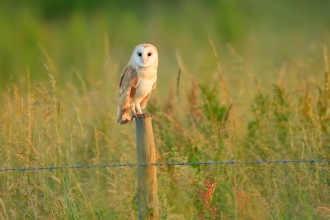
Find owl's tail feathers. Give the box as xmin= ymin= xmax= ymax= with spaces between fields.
xmin=117 ymin=106 xmax=133 ymax=125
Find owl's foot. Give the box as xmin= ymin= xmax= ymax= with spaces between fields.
xmin=132 ymin=113 xmax=151 ymax=119
xmin=136 ymin=113 xmax=152 ymax=118
xmin=131 ymin=105 xmax=138 ymax=120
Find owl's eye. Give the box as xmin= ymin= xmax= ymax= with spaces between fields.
xmin=138 ymin=53 xmax=142 ymax=57
xmin=148 ymin=53 xmax=152 ymax=56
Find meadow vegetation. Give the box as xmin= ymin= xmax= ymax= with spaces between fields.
xmin=0 ymin=0 xmax=330 ymax=219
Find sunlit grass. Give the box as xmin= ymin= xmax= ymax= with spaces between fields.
xmin=0 ymin=45 xmax=329 ymax=218
xmin=1 ymin=1 xmax=330 ymax=219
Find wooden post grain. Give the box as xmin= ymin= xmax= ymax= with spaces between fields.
xmin=135 ymin=115 xmax=159 ymax=220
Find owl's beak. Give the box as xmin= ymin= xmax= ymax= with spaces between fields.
xmin=142 ymin=54 xmax=147 ymax=63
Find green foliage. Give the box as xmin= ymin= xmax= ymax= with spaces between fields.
xmin=199 ymin=85 xmax=228 ymax=124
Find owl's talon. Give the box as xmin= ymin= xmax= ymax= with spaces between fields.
xmin=132 ymin=112 xmax=138 ymax=119
xmin=132 ymin=113 xmax=153 ymax=120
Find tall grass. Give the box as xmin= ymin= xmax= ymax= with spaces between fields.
xmin=0 ymin=46 xmax=329 ymax=219
xmin=1 ymin=1 xmax=330 ymax=219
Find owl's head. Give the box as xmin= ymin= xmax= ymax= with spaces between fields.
xmin=132 ymin=44 xmax=158 ymax=67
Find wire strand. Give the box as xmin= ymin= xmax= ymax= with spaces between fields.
xmin=0 ymin=159 xmax=329 ymax=172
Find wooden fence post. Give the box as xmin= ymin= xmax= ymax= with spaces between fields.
xmin=135 ymin=115 xmax=159 ymax=219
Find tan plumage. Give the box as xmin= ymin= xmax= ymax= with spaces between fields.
xmin=117 ymin=44 xmax=158 ymax=124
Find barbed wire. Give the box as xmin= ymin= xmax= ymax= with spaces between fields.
xmin=0 ymin=159 xmax=329 ymax=172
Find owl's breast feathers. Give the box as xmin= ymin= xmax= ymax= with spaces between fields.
xmin=127 ymin=66 xmax=152 ymax=98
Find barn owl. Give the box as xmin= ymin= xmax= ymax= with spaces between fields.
xmin=117 ymin=44 xmax=158 ymax=124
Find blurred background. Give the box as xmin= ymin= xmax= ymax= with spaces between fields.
xmin=1 ymin=0 xmax=330 ymax=91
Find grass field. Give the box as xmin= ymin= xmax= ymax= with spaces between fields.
xmin=0 ymin=0 xmax=330 ymax=219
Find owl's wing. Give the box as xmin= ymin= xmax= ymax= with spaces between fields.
xmin=117 ymin=65 xmax=139 ymax=123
